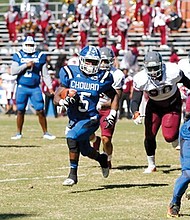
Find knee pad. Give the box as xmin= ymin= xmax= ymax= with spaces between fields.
xmin=67 ymin=138 xmax=79 ymax=153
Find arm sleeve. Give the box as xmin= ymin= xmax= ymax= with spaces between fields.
xmin=41 ymin=64 xmax=53 ymax=90
xmin=130 ymin=90 xmax=143 ymax=114
xmin=11 ymin=61 xmax=28 ymax=76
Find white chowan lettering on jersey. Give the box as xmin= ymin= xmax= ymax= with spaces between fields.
xmin=71 ymin=81 xmax=99 ymax=91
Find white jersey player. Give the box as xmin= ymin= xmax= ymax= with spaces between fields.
xmin=91 ymin=47 xmax=125 ymax=168
xmin=131 ymin=51 xmax=190 ymax=173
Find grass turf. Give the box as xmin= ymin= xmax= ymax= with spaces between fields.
xmin=0 ymin=114 xmax=189 ymax=220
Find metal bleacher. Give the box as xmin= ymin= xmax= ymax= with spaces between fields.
xmin=0 ymin=1 xmax=190 ymax=68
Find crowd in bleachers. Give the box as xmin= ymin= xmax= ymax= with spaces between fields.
xmin=0 ymin=0 xmax=185 ymax=117
xmin=3 ymin=0 xmax=184 ymax=50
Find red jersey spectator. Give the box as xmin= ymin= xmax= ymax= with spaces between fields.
xmin=39 ymin=2 xmax=53 ymax=40
xmin=78 ymin=15 xmax=90 ymax=49
xmin=97 ymin=9 xmax=110 ymax=48
xmin=141 ymin=3 xmax=153 ymax=39
xmin=134 ymin=0 xmax=143 ymax=21
xmin=154 ymin=7 xmax=170 ymax=49
xmin=4 ymin=5 xmax=19 ymax=43
xmin=109 ymin=0 xmax=122 ymax=37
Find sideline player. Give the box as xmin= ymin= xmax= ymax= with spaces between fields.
xmin=90 ymin=46 xmax=125 ymax=168
xmin=54 ymin=45 xmax=119 ymax=186
xmin=11 ymin=36 xmax=56 ymax=140
xmin=131 ymin=51 xmax=190 ymax=173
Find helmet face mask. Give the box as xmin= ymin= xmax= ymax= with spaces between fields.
xmin=22 ymin=36 xmax=36 ymax=54
xmin=79 ymin=46 xmax=101 ymax=75
xmin=144 ymin=51 xmax=162 ymax=79
xmin=99 ymin=47 xmax=115 ymax=70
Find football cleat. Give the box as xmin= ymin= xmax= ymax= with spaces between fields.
xmin=93 ymin=136 xmax=101 ymax=152
xmin=143 ymin=166 xmax=157 ymax=174
xmin=99 ymin=153 xmax=109 ymax=178
xmin=43 ymin=132 xmax=56 ymax=140
xmin=171 ymin=140 xmax=180 ymax=151
xmin=63 ymin=178 xmax=76 ymax=186
xmin=11 ymin=133 xmax=22 ymax=140
xmin=167 ymin=203 xmax=180 ymax=218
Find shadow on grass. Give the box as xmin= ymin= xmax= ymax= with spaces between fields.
xmin=112 ymin=165 xmax=180 ymax=173
xmin=0 ymin=145 xmax=41 ymax=148
xmin=71 ymin=183 xmax=168 ymax=193
xmin=0 ymin=213 xmax=34 ymax=219
xmin=181 ymin=213 xmax=190 ymax=217
xmin=113 ymin=164 xmax=171 ymax=170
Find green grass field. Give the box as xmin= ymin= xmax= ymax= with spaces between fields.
xmin=0 ymin=114 xmax=189 ymax=220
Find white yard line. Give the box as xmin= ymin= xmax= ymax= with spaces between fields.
xmin=0 ymin=163 xmax=31 ymax=167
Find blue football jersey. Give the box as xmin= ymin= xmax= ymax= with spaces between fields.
xmin=59 ymin=65 xmax=114 ymax=121
xmin=12 ymin=50 xmax=47 ymax=87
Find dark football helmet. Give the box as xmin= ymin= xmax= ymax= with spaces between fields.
xmin=144 ymin=51 xmax=163 ymax=79
xmin=99 ymin=47 xmax=115 ymax=70
xmin=79 ymin=46 xmax=101 ymax=75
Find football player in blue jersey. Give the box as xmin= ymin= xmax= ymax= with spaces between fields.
xmin=10 ymin=36 xmax=56 ymax=140
xmin=54 ymin=45 xmax=119 ymax=186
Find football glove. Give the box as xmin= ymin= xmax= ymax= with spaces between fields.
xmin=59 ymin=94 xmax=79 ymax=110
xmin=104 ymin=109 xmax=117 ymax=128
xmin=132 ymin=111 xmax=142 ymax=125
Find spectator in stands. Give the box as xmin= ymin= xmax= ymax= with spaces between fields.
xmin=75 ymin=0 xmax=91 ymax=22
xmin=78 ymin=15 xmax=91 ymax=49
xmin=109 ymin=0 xmax=122 ymax=37
xmin=117 ymin=10 xmax=131 ymax=51
xmin=96 ymin=9 xmax=110 ymax=48
xmin=169 ymin=46 xmax=180 ymax=63
xmin=141 ymin=2 xmax=153 ymax=39
xmin=134 ymin=0 xmax=143 ymax=21
xmin=154 ymin=6 xmax=170 ymax=49
xmin=4 ymin=5 xmax=19 ymax=43
xmin=61 ymin=0 xmax=76 ymax=16
xmin=42 ymin=70 xmax=60 ymax=118
xmin=55 ymin=15 xmax=74 ymax=50
xmin=39 ymin=2 xmax=53 ymax=40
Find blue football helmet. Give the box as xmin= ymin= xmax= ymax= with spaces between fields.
xmin=99 ymin=47 xmax=115 ymax=70
xmin=22 ymin=36 xmax=36 ymax=54
xmin=144 ymin=51 xmax=162 ymax=79
xmin=79 ymin=46 xmax=101 ymax=75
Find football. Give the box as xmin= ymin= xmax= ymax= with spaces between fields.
xmin=60 ymin=88 xmax=77 ymax=99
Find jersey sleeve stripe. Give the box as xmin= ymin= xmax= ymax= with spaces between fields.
xmin=100 ymin=70 xmax=109 ymax=83
xmin=64 ymin=66 xmax=74 ymax=79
